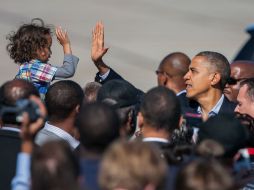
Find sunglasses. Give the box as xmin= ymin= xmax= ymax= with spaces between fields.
xmin=227 ymin=77 xmax=248 ymax=85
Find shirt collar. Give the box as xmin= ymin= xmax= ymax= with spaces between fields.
xmin=44 ymin=122 xmax=80 ymax=149
xmin=143 ymin=137 xmax=169 ymax=143
xmin=177 ymin=90 xmax=186 ymax=96
xmin=197 ymin=95 xmax=224 ymax=117
xmin=1 ymin=126 xmax=21 ymax=132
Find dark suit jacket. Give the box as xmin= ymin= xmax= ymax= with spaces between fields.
xmin=218 ymin=96 xmax=237 ymax=115
xmin=0 ymin=129 xmax=21 ymax=190
xmin=95 ymin=69 xmax=124 ymax=85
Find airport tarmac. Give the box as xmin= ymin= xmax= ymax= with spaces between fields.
xmin=0 ymin=0 xmax=253 ymax=91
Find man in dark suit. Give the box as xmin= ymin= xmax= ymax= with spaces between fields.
xmin=137 ymin=86 xmax=181 ymax=148
xmin=0 ymin=79 xmax=39 ymax=190
xmin=184 ymin=51 xmax=236 ymax=122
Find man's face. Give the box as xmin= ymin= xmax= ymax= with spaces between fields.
xmin=156 ymin=63 xmax=184 ymax=94
xmin=224 ymin=64 xmax=246 ymax=102
xmin=184 ymin=56 xmax=214 ymax=100
xmin=235 ymin=84 xmax=254 ymax=118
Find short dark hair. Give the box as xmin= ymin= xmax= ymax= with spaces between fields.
xmin=31 ymin=141 xmax=80 ymax=190
xmin=140 ymin=86 xmax=181 ymax=132
xmin=0 ymin=79 xmax=39 ymax=106
xmin=196 ymin=51 xmax=230 ymax=89
xmin=6 ymin=18 xmax=52 ymax=63
xmin=76 ymin=102 xmax=120 ymax=153
xmin=45 ymin=80 xmax=84 ymax=121
xmin=197 ymin=114 xmax=248 ymax=158
xmin=240 ymin=78 xmax=254 ymax=101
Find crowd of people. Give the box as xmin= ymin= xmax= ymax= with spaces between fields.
xmin=1 ymin=18 xmax=254 ymax=190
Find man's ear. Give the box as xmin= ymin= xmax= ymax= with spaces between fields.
xmin=75 ymin=105 xmax=80 ymax=114
xmin=210 ymin=72 xmax=221 ymax=86
xmin=137 ymin=112 xmax=144 ymax=128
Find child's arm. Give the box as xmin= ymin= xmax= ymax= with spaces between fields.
xmin=54 ymin=27 xmax=79 ymax=79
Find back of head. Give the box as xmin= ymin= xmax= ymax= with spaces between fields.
xmin=6 ymin=18 xmax=51 ymax=63
xmin=31 ymin=140 xmax=80 ymax=190
xmin=45 ymin=80 xmax=84 ymax=121
xmin=230 ymin=61 xmax=254 ymax=78
xmin=76 ymin=102 xmax=120 ymax=153
xmin=160 ymin=52 xmax=190 ymax=76
xmin=99 ymin=140 xmax=167 ymax=190
xmin=197 ymin=114 xmax=248 ymax=158
xmin=0 ymin=79 xmax=39 ymax=106
xmin=83 ymin=81 xmax=102 ymax=103
xmin=140 ymin=86 xmax=181 ymax=132
xmin=196 ymin=51 xmax=230 ymax=89
xmin=97 ymin=79 xmax=142 ymax=107
xmin=176 ymin=158 xmax=235 ymax=190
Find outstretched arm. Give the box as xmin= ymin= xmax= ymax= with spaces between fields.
xmin=91 ymin=21 xmax=110 ymax=75
xmin=54 ymin=26 xmax=79 ymax=79
xmin=56 ymin=26 xmax=72 ymax=55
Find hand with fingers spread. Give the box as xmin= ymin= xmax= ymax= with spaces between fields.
xmin=91 ymin=21 xmax=109 ymax=64
xmin=56 ymin=26 xmax=72 ymax=54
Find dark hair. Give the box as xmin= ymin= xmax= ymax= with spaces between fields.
xmin=45 ymin=80 xmax=84 ymax=121
xmin=0 ymin=79 xmax=39 ymax=106
xmin=6 ymin=18 xmax=52 ymax=63
xmin=31 ymin=141 xmax=80 ymax=190
xmin=197 ymin=114 xmax=248 ymax=158
xmin=97 ymin=80 xmax=143 ymax=136
xmin=196 ymin=51 xmax=230 ymax=89
xmin=140 ymin=86 xmax=181 ymax=132
xmin=175 ymin=158 xmax=236 ymax=190
xmin=76 ymin=102 xmax=120 ymax=153
xmin=240 ymin=78 xmax=254 ymax=101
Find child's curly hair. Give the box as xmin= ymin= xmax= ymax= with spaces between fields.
xmin=6 ymin=18 xmax=52 ymax=64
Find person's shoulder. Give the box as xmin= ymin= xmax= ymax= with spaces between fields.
xmin=219 ymin=97 xmax=237 ymax=114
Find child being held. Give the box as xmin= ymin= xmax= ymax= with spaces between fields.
xmin=7 ymin=18 xmax=79 ymax=98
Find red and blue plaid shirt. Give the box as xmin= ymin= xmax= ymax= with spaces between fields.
xmin=16 ymin=59 xmax=57 ymax=97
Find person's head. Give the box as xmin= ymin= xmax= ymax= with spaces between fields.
xmin=234 ymin=78 xmax=254 ymax=118
xmin=184 ymin=51 xmax=230 ymax=101
xmin=197 ymin=114 xmax=248 ymax=158
xmin=76 ymin=102 xmax=120 ymax=154
xmin=97 ymin=79 xmax=143 ymax=137
xmin=138 ymin=86 xmax=181 ymax=138
xmin=156 ymin=52 xmax=190 ymax=94
xmin=224 ymin=61 xmax=254 ymax=102
xmin=0 ymin=79 xmax=39 ymax=107
xmin=82 ymin=81 xmax=101 ymax=103
xmin=31 ymin=141 xmax=80 ymax=190
xmin=45 ymin=80 xmax=84 ymax=122
xmin=175 ymin=158 xmax=236 ymax=190
xmin=99 ymin=140 xmax=167 ymax=190
xmin=6 ymin=18 xmax=52 ymax=63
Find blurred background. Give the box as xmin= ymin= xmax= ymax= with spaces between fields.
xmin=0 ymin=0 xmax=254 ymax=91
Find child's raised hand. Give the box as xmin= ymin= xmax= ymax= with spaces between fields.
xmin=56 ymin=26 xmax=72 ymax=54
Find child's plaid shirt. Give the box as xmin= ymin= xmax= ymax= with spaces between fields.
xmin=16 ymin=59 xmax=57 ymax=97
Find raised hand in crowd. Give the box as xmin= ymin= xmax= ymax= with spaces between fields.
xmin=91 ymin=21 xmax=110 ymax=75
